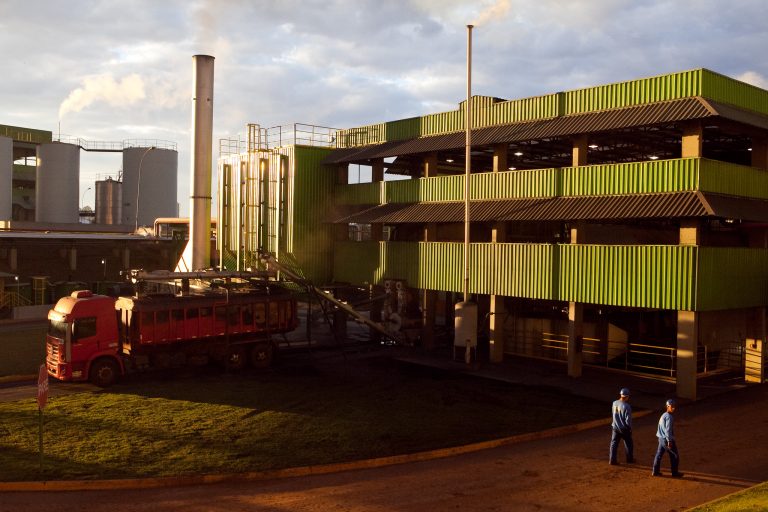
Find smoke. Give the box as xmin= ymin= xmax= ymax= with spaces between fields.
xmin=58 ymin=73 xmax=146 ymax=119
xmin=472 ymin=0 xmax=511 ymax=26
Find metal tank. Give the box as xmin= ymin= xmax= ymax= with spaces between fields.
xmin=94 ymin=177 xmax=122 ymax=224
xmin=121 ymin=146 xmax=178 ymax=228
xmin=0 ymin=136 xmax=12 ymax=220
xmin=36 ymin=142 xmax=80 ymax=223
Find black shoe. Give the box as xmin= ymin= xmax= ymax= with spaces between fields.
xmin=671 ymin=473 xmax=684 ymax=478
xmin=651 ymin=472 xmax=661 ymax=477
xmin=609 ymin=461 xmax=618 ymax=466
xmin=627 ymin=458 xmax=635 ymax=464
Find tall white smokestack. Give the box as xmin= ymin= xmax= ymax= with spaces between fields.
xmin=187 ymin=54 xmax=214 ymax=271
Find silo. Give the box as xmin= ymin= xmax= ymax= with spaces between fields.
xmin=0 ymin=136 xmax=12 ymax=220
xmin=36 ymin=142 xmax=80 ymax=223
xmin=95 ymin=177 xmax=122 ymax=224
xmin=121 ymin=147 xmax=178 ymax=228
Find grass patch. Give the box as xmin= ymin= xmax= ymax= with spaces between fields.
xmin=688 ymin=482 xmax=768 ymax=511
xmin=0 ymin=357 xmax=607 ymax=481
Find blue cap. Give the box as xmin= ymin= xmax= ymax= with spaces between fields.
xmin=666 ymin=399 xmax=677 ymax=407
xmin=620 ymin=388 xmax=630 ymax=397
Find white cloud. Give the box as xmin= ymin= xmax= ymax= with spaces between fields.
xmin=59 ymin=74 xmax=147 ymax=120
xmin=736 ymin=71 xmax=768 ymax=90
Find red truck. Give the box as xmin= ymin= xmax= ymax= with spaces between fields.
xmin=45 ymin=288 xmax=299 ymax=387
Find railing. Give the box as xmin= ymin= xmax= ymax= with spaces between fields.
xmin=505 ymin=331 xmax=743 ymax=378
xmin=0 ymin=290 xmax=32 ymax=309
xmin=53 ymin=135 xmax=177 ymax=151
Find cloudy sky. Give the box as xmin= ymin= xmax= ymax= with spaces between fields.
xmin=1 ymin=0 xmax=767 ymax=215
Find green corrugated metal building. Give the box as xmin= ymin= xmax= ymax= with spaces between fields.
xmin=218 ymin=69 xmax=768 ymax=399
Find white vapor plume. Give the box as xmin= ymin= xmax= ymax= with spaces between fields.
xmin=472 ymin=0 xmax=511 ymax=26
xmin=737 ymin=71 xmax=768 ymax=90
xmin=59 ymin=73 xmax=146 ymax=119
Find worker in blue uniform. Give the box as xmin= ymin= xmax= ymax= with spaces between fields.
xmin=609 ymin=387 xmax=634 ymax=465
xmin=652 ymin=399 xmax=683 ymax=477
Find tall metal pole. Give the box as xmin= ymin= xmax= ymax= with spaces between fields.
xmin=189 ymin=55 xmax=215 ymax=270
xmin=463 ymin=24 xmax=473 ymax=303
xmin=135 ymin=146 xmax=155 ymax=231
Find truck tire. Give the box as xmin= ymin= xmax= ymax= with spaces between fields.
xmin=225 ymin=346 xmax=247 ymax=371
xmin=250 ymin=343 xmax=274 ymax=369
xmin=90 ymin=358 xmax=120 ymax=387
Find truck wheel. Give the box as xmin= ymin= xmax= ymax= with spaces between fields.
xmin=226 ymin=347 xmax=247 ymax=371
xmin=90 ymin=358 xmax=120 ymax=387
xmin=250 ymin=343 xmax=274 ymax=369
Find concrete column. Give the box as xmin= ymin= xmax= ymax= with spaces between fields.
xmin=681 ymin=121 xmax=703 ymax=158
xmin=68 ymin=248 xmax=77 ymax=272
xmin=338 ymin=164 xmax=349 ymax=184
xmin=423 ymin=152 xmax=439 ymax=178
xmin=371 ymin=158 xmax=384 ymax=182
xmin=676 ymin=310 xmax=698 ymax=400
xmin=752 ymin=137 xmax=768 ymax=170
xmin=489 ymin=221 xmax=507 ymax=363
xmin=572 ymin=134 xmax=588 ymax=167
xmin=679 ymin=219 xmax=700 ymax=245
xmin=122 ymin=248 xmax=130 ymax=270
xmin=568 ymin=302 xmax=584 ymax=377
xmin=422 ymin=222 xmax=438 ymax=349
xmin=493 ymin=143 xmax=508 ymax=172
xmin=745 ymin=307 xmax=766 ymax=383
xmin=9 ymin=247 xmax=17 ymax=272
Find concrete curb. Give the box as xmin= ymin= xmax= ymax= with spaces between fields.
xmin=0 ymin=410 xmax=653 ymax=492
xmin=686 ymin=480 xmax=767 ymax=511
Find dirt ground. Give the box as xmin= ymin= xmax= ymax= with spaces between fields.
xmin=1 ymin=369 xmax=767 ymax=512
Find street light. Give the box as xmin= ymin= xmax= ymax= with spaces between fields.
xmin=135 ymin=146 xmax=157 ymax=232
xmin=80 ymin=186 xmax=91 ymax=209
xmin=101 ymin=258 xmax=106 ymax=280
xmin=14 ymin=275 xmax=19 ymax=301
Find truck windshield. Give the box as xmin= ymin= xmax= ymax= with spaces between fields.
xmin=48 ymin=319 xmax=69 ymax=340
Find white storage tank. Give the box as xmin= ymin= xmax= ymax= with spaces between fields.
xmin=0 ymin=136 xmax=12 ymax=220
xmin=121 ymin=146 xmax=178 ymax=228
xmin=94 ymin=177 xmax=122 ymax=224
xmin=36 ymin=142 xmax=80 ymax=223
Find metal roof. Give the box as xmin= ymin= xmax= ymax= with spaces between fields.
xmin=324 ymin=97 xmax=765 ymax=165
xmin=331 ymin=192 xmax=768 ymax=224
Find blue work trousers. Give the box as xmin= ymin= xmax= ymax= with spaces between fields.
xmin=609 ymin=429 xmax=634 ymax=463
xmin=652 ymin=439 xmax=680 ymax=475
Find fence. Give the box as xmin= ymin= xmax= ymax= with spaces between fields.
xmin=507 ymin=330 xmax=743 ymax=378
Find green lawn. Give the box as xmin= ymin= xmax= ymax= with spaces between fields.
xmin=0 ymin=357 xmax=607 ymax=481
xmin=688 ymin=482 xmax=768 ymax=511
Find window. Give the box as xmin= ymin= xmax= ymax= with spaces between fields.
xmin=47 ymin=319 xmax=68 ymax=340
xmin=141 ymin=312 xmax=154 ymax=325
xmin=187 ymin=308 xmax=199 ymax=319
xmin=172 ymin=309 xmax=184 ymax=320
xmin=156 ymin=311 xmax=169 ymax=324
xmin=73 ymin=317 xmax=97 ymax=341
xmin=228 ymin=306 xmax=240 ymax=325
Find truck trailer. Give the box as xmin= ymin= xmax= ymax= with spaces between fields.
xmin=46 ymin=288 xmax=298 ymax=387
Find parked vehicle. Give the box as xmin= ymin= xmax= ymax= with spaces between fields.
xmin=45 ymin=288 xmax=298 ymax=387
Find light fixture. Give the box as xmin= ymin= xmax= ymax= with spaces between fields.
xmin=446 ymin=158 xmax=454 ymax=163
xmin=508 ymin=167 xmax=516 ymax=171
xmin=588 ymin=144 xmax=598 ymax=149
xmin=649 ymin=155 xmax=659 ymax=160
xmin=748 ymin=148 xmax=753 ymax=152
xmin=514 ymin=151 xmax=523 ymax=156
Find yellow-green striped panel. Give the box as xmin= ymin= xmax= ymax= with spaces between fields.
xmin=697 ymin=247 xmax=768 ymax=310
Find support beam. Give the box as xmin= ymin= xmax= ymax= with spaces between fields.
xmin=423 ymin=152 xmax=439 ymax=178
xmin=489 ymin=221 xmax=507 ymax=363
xmin=122 ymin=248 xmax=130 ymax=270
xmin=568 ymin=302 xmax=584 ymax=378
xmin=68 ymin=248 xmax=77 ymax=272
xmin=422 ymin=222 xmax=438 ymax=349
xmin=752 ymin=137 xmax=768 ymax=170
xmin=371 ymin=158 xmax=385 ymax=182
xmin=492 ymin=143 xmax=508 ymax=172
xmin=681 ymin=121 xmax=703 ymax=158
xmin=679 ymin=219 xmax=700 ymax=246
xmin=676 ymin=310 xmax=698 ymax=400
xmin=572 ymin=134 xmax=588 ymax=167
xmin=9 ymin=247 xmax=17 ymax=272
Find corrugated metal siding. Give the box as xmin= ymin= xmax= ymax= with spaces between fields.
xmin=699 ymin=159 xmax=768 ymax=200
xmin=697 ymin=248 xmax=768 ymax=310
xmin=563 ymin=158 xmax=700 ymax=196
xmin=559 ymin=245 xmax=696 ymax=310
xmin=490 ymin=94 xmax=563 ymax=124
xmin=385 ymin=117 xmax=421 ymax=141
xmin=334 ymin=242 xmax=698 ymax=310
xmin=702 ymin=69 xmax=768 ymax=117
xmin=335 ymin=182 xmax=383 ymax=205
xmin=564 ymin=69 xmax=703 ymax=115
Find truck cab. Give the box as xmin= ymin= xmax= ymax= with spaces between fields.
xmin=46 ymin=290 xmax=123 ymax=386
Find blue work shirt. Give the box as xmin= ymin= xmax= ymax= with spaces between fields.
xmin=611 ymin=399 xmax=632 ymax=432
xmin=656 ymin=411 xmax=676 ymax=444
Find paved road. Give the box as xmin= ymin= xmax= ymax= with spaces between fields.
xmin=1 ymin=377 xmax=766 ymax=511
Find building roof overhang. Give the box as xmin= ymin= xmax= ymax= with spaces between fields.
xmin=323 ymin=97 xmax=768 ymax=165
